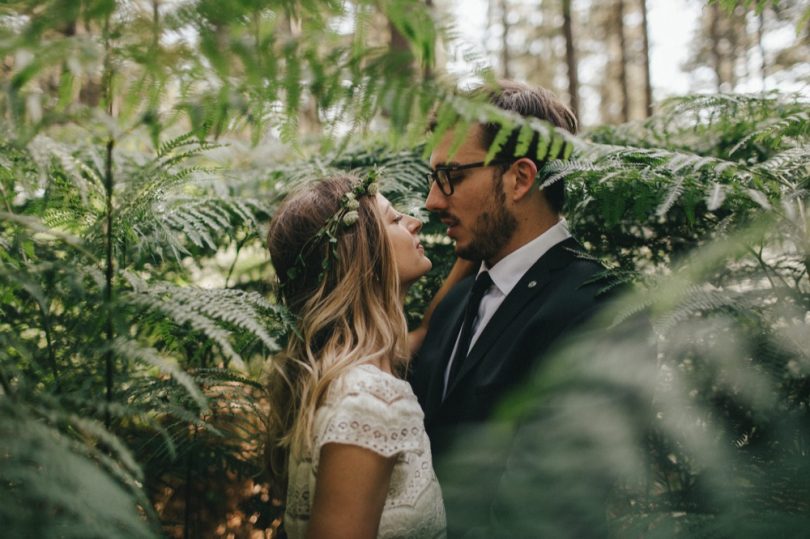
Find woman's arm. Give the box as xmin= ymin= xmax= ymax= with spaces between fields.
xmin=305 ymin=443 xmax=396 ymax=539
xmin=409 ymin=257 xmax=478 ymax=356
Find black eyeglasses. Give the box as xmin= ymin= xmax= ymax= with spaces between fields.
xmin=426 ymin=160 xmax=511 ymax=196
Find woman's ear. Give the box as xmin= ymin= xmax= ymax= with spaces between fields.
xmin=510 ymin=158 xmax=538 ymax=202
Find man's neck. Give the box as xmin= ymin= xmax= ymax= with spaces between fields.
xmin=486 ymin=214 xmax=561 ymax=267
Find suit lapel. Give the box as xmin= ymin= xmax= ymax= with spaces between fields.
xmin=444 ymin=238 xmax=581 ymax=398
xmin=421 ymin=280 xmax=470 ymax=419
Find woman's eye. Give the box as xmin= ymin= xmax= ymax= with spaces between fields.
xmin=393 ymin=214 xmax=404 ymax=224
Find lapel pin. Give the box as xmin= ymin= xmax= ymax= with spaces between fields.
xmin=528 ymin=280 xmax=537 ymax=288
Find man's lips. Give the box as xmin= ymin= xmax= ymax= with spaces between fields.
xmin=437 ymin=213 xmax=460 ymax=237
xmin=441 ymin=219 xmax=459 ymax=236
xmin=440 ymin=216 xmax=459 ymax=227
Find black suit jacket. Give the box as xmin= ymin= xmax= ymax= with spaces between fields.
xmin=411 ymin=237 xmax=613 ymax=537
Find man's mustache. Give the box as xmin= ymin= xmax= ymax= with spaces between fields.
xmin=437 ymin=212 xmax=459 ymax=225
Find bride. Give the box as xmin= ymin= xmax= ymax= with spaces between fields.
xmin=266 ymin=173 xmax=447 ymax=538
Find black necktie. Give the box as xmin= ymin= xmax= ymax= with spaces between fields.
xmin=447 ymin=271 xmax=493 ymax=388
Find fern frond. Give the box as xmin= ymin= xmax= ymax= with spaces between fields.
xmin=757 ymin=145 xmax=810 ymax=181
xmin=653 ymin=284 xmax=757 ymax=335
xmin=26 ymin=134 xmax=105 ymax=203
xmin=129 ymin=194 xmax=269 ymax=263
xmin=657 ymin=176 xmax=686 ymax=217
xmin=127 ymin=284 xmax=282 ymax=371
xmin=42 ymin=207 xmax=95 ymax=232
xmin=0 ymin=400 xmax=157 ymax=539
xmin=112 ymin=337 xmax=208 ymax=411
xmin=706 ymin=182 xmax=727 ymax=211
xmin=658 ymin=92 xmax=796 ymax=127
xmin=128 ymin=289 xmax=244 ymax=369
xmin=729 ymin=111 xmax=810 ymax=156
xmin=0 ymin=211 xmax=91 ymax=255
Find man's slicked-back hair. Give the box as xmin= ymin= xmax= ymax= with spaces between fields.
xmin=470 ymin=80 xmax=577 ymax=214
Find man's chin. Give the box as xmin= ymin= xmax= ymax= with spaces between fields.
xmin=454 ymin=244 xmax=480 ymax=262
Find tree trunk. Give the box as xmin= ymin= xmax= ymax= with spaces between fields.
xmin=501 ymin=0 xmax=511 ymax=78
xmin=616 ymin=0 xmax=629 ymax=122
xmin=562 ymin=0 xmax=579 ymax=119
xmin=757 ymin=8 xmax=767 ymax=91
xmin=389 ymin=20 xmax=410 ymax=55
xmin=102 ymin=13 xmax=115 ymax=430
xmin=639 ymin=0 xmax=653 ymax=117
xmin=709 ymin=3 xmax=723 ymax=92
xmin=727 ymin=6 xmax=742 ymax=90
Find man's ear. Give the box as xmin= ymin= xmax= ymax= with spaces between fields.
xmin=510 ymin=158 xmax=538 ymax=202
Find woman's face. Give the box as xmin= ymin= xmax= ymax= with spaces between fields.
xmin=376 ymin=194 xmax=432 ymax=287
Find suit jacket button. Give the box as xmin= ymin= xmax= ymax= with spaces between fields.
xmin=528 ymin=280 xmax=537 ymax=288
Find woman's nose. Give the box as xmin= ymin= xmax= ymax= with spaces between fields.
xmin=407 ymin=215 xmax=422 ymax=234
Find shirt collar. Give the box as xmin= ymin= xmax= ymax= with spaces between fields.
xmin=477 ymin=219 xmax=572 ymax=296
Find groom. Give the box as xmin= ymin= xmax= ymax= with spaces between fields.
xmin=411 ymin=81 xmax=614 ymax=536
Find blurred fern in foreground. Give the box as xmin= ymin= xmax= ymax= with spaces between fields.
xmin=441 ymin=92 xmax=810 ymax=537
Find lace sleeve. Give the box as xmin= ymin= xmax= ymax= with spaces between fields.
xmin=314 ymin=367 xmax=424 ymax=460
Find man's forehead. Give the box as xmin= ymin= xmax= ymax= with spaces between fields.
xmin=430 ymin=124 xmax=485 ymax=165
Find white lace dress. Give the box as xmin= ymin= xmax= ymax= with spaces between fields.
xmin=285 ymin=363 xmax=446 ymax=539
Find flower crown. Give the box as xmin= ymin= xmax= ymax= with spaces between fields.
xmin=281 ymin=170 xmax=380 ymax=291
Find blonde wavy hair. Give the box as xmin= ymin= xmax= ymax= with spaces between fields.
xmin=265 ymin=174 xmax=409 ymax=492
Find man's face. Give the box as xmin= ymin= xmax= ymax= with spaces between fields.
xmin=426 ymin=125 xmax=517 ymax=264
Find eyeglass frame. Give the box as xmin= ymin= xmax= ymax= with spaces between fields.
xmin=426 ymin=159 xmax=513 ymax=196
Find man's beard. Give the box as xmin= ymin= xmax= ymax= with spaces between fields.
xmin=456 ymin=171 xmax=517 ymax=263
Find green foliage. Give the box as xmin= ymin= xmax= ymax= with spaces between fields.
xmin=0 ymin=123 xmax=283 ymax=535
xmin=713 ymin=0 xmax=810 ymax=31
xmin=566 ymin=93 xmax=808 ymax=276
xmin=0 ymin=2 xmax=444 ymax=534
xmin=0 ymin=399 xmax=158 ymax=539
xmin=1 ymin=0 xmax=808 ymax=536
xmin=450 ymin=92 xmax=810 ymax=536
xmin=0 ymin=0 xmax=440 ymax=147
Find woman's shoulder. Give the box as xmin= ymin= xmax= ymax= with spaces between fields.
xmin=327 ymin=363 xmax=416 ymax=405
xmin=315 ymin=363 xmax=425 ymax=457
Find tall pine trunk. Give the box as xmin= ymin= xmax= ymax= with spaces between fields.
xmin=757 ymin=9 xmax=767 ymax=91
xmin=562 ymin=0 xmax=579 ymax=119
xmin=501 ymin=0 xmax=511 ymax=78
xmin=389 ymin=20 xmax=410 ymax=57
xmin=616 ymin=0 xmax=629 ymax=122
xmin=640 ymin=0 xmax=653 ymax=117
xmin=710 ymin=3 xmax=723 ymax=92
xmin=102 ymin=13 xmax=115 ymax=429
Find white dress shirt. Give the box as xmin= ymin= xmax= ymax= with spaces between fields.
xmin=442 ymin=219 xmax=572 ymax=397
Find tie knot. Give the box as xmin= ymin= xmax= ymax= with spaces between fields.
xmin=472 ymin=271 xmax=493 ymax=297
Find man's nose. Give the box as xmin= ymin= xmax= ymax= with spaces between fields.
xmin=425 ymin=180 xmax=446 ymax=212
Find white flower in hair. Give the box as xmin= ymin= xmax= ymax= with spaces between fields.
xmin=342 ymin=210 xmax=359 ymax=226
xmin=279 ymin=171 xmax=384 ymax=297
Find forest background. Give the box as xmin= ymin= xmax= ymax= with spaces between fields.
xmin=0 ymin=0 xmax=808 ymax=537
